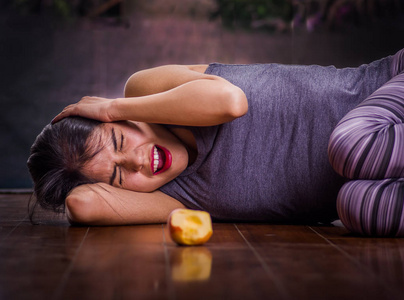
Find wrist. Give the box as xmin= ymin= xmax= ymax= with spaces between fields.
xmin=109 ymin=98 xmax=126 ymax=121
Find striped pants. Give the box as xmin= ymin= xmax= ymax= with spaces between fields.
xmin=328 ymin=48 xmax=404 ymax=236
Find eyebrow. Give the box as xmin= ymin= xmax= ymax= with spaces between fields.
xmin=109 ymin=128 xmax=118 ymax=185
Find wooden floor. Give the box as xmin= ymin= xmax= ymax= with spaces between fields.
xmin=1 ymin=193 xmax=404 ymax=300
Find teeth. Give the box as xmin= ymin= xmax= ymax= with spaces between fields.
xmin=153 ymin=146 xmax=159 ymax=173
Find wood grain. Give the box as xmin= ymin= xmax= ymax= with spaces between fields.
xmin=1 ymin=194 xmax=404 ymax=300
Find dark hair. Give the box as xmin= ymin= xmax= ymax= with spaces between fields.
xmin=27 ymin=117 xmax=103 ymax=218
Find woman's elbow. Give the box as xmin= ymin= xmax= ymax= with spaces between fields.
xmin=225 ymin=86 xmax=248 ymax=119
xmin=124 ymin=71 xmax=146 ymax=97
xmin=65 ymin=191 xmax=97 ymax=225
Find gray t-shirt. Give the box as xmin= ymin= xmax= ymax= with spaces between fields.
xmin=159 ymin=57 xmax=393 ymax=223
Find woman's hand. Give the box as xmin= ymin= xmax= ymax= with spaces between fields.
xmin=52 ymin=96 xmax=117 ymax=124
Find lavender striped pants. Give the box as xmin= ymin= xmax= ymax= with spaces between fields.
xmin=328 ymin=49 xmax=404 ymax=236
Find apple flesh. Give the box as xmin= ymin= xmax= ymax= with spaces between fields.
xmin=167 ymin=208 xmax=213 ymax=246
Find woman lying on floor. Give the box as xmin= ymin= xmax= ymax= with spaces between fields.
xmin=28 ymin=48 xmax=404 ymax=236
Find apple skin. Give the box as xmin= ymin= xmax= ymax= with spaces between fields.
xmin=167 ymin=208 xmax=213 ymax=246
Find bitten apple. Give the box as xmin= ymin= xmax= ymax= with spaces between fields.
xmin=167 ymin=208 xmax=213 ymax=246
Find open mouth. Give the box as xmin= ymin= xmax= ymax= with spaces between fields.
xmin=151 ymin=145 xmax=172 ymax=175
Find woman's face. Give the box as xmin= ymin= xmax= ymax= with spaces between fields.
xmin=82 ymin=121 xmax=189 ymax=192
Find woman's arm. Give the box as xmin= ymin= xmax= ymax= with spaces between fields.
xmin=52 ymin=65 xmax=248 ymax=126
xmin=114 ymin=72 xmax=248 ymax=126
xmin=65 ymin=183 xmax=185 ymax=226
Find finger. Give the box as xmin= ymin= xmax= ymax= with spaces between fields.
xmin=51 ymin=112 xmax=65 ymax=124
xmin=51 ymin=105 xmax=75 ymax=124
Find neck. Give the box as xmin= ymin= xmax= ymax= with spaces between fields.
xmin=168 ymin=127 xmax=197 ymax=166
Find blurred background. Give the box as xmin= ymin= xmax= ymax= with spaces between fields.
xmin=1 ymin=0 xmax=404 ymax=190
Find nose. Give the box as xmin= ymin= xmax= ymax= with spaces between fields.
xmin=120 ymin=149 xmax=144 ymax=172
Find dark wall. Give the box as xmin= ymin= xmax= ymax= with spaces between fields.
xmin=1 ymin=0 xmax=403 ymax=188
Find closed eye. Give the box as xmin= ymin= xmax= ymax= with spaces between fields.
xmin=109 ymin=129 xmax=124 ymax=187
xmin=109 ymin=128 xmax=118 ymax=185
xmin=119 ymin=133 xmax=124 ymax=185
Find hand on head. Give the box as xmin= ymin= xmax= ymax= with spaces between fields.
xmin=51 ymin=96 xmax=117 ymax=124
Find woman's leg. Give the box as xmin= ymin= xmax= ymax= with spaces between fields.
xmin=328 ymin=72 xmax=404 ymax=180
xmin=337 ymin=179 xmax=404 ymax=236
xmin=328 ymin=64 xmax=404 ymax=236
xmin=391 ymin=48 xmax=404 ymax=77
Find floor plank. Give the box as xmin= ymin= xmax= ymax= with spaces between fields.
xmin=0 ymin=223 xmax=87 ymax=300
xmin=0 ymin=193 xmax=30 ymax=221
xmin=312 ymin=226 xmax=404 ymax=297
xmin=237 ymin=224 xmax=401 ymax=300
xmin=59 ymin=225 xmax=172 ymax=300
xmin=1 ymin=194 xmax=404 ymax=300
xmin=165 ymin=223 xmax=287 ymax=300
